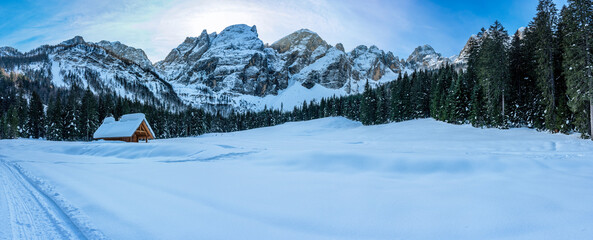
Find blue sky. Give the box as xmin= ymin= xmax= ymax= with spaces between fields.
xmin=0 ymin=0 xmax=567 ymax=62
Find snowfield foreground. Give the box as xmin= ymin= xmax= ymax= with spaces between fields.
xmin=1 ymin=118 xmax=593 ymax=239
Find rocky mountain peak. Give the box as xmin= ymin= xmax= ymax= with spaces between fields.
xmin=60 ymin=36 xmax=85 ymax=46
xmin=453 ymin=36 xmax=476 ymax=66
xmin=405 ymin=44 xmax=454 ymax=71
xmin=516 ymin=27 xmax=527 ymax=40
xmin=407 ymin=44 xmax=440 ymax=62
xmin=208 ymin=24 xmax=262 ymax=51
xmin=96 ymin=40 xmax=153 ymax=70
xmin=271 ymin=29 xmax=329 ymax=54
xmin=0 ymin=46 xmax=22 ymax=57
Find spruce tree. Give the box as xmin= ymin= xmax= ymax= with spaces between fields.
xmin=375 ymin=87 xmax=388 ymax=124
xmin=360 ymin=80 xmax=376 ymax=125
xmin=46 ymin=95 xmax=63 ymax=140
xmin=469 ymin=84 xmax=486 ymax=127
xmin=78 ymin=88 xmax=99 ymax=141
xmin=445 ymin=74 xmax=469 ymax=124
xmin=477 ymin=21 xmax=511 ymax=127
xmin=531 ymin=0 xmax=560 ymax=131
xmin=563 ymin=0 xmax=593 ymax=138
xmin=62 ymin=93 xmax=77 ymax=140
xmin=16 ymin=93 xmax=29 ymax=138
xmin=7 ymin=106 xmax=19 ymax=139
xmin=27 ymin=91 xmax=45 ymax=138
xmin=509 ymin=29 xmax=539 ymax=127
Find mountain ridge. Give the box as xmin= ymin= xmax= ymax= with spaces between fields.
xmin=0 ymin=24 xmax=469 ymax=113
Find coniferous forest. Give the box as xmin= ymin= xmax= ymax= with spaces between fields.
xmin=0 ymin=0 xmax=592 ymax=141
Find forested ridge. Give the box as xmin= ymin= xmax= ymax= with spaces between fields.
xmin=1 ymin=0 xmax=592 ymax=140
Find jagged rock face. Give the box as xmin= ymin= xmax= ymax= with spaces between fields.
xmin=155 ymin=30 xmax=213 ymax=82
xmin=155 ymin=24 xmax=287 ymax=110
xmin=406 ymin=44 xmax=453 ymax=71
xmin=335 ymin=43 xmax=345 ymax=52
xmin=60 ymin=36 xmax=85 ymax=46
xmin=96 ymin=40 xmax=154 ymax=70
xmin=384 ymin=51 xmax=403 ymax=74
xmin=0 ymin=36 xmax=182 ymax=108
xmin=271 ymin=29 xmax=330 ymax=75
xmin=294 ymin=47 xmax=351 ymax=89
xmin=453 ymin=37 xmax=475 ymax=67
xmin=272 ymin=29 xmax=329 ymax=54
xmin=271 ymin=30 xmax=354 ymax=90
xmin=349 ymin=45 xmax=401 ymax=81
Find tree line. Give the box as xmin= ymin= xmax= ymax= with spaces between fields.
xmin=0 ymin=0 xmax=591 ymax=140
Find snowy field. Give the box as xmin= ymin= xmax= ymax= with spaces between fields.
xmin=1 ymin=117 xmax=593 ymax=239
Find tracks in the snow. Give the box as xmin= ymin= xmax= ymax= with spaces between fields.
xmin=0 ymin=160 xmax=88 ymax=240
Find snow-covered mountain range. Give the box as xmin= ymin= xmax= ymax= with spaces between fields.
xmin=0 ymin=24 xmax=469 ymax=113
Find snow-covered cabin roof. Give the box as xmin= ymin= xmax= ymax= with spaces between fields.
xmin=93 ymin=113 xmax=155 ymax=139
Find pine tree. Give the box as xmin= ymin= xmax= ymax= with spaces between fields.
xmin=375 ymin=87 xmax=388 ymax=124
xmin=390 ymin=76 xmax=403 ymax=121
xmin=78 ymin=88 xmax=99 ymax=141
xmin=563 ymin=0 xmax=593 ymax=138
xmin=27 ymin=91 xmax=45 ymax=138
xmin=16 ymin=93 xmax=29 ymax=138
xmin=469 ymin=84 xmax=486 ymax=127
xmin=531 ymin=0 xmax=561 ymax=131
xmin=46 ymin=95 xmax=63 ymax=140
xmin=509 ymin=28 xmax=540 ymax=127
xmin=555 ymin=8 xmax=573 ymax=133
xmin=7 ymin=106 xmax=19 ymax=139
xmin=62 ymin=93 xmax=77 ymax=140
xmin=400 ymin=74 xmax=413 ymax=120
xmin=430 ymin=66 xmax=454 ymax=120
xmin=445 ymin=74 xmax=469 ymax=124
xmin=360 ymin=80 xmax=376 ymax=125
xmin=477 ymin=21 xmax=511 ymax=127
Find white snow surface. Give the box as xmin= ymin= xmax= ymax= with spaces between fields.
xmin=93 ymin=113 xmax=154 ymax=139
xmin=1 ymin=118 xmax=593 ymax=239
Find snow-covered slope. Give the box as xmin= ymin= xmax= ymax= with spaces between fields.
xmin=0 ymin=36 xmax=182 ymax=107
xmin=1 ymin=118 xmax=592 ymax=239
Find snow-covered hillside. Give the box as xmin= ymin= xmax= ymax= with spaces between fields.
xmin=0 ymin=37 xmax=182 ymax=108
xmin=1 ymin=118 xmax=592 ymax=239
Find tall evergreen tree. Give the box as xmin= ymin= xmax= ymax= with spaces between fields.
xmin=469 ymin=84 xmax=486 ymax=127
xmin=477 ymin=21 xmax=511 ymax=127
xmin=509 ymin=28 xmax=542 ymax=127
xmin=45 ymin=95 xmax=63 ymax=140
xmin=375 ymin=87 xmax=388 ymax=124
xmin=27 ymin=91 xmax=45 ymax=138
xmin=445 ymin=73 xmax=470 ymax=123
xmin=531 ymin=0 xmax=560 ymax=130
xmin=78 ymin=88 xmax=99 ymax=141
xmin=62 ymin=93 xmax=77 ymax=140
xmin=16 ymin=93 xmax=29 ymax=138
xmin=360 ymin=80 xmax=376 ymax=125
xmin=563 ymin=0 xmax=593 ymax=138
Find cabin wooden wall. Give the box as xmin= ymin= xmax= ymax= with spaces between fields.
xmin=94 ymin=120 xmax=154 ymax=143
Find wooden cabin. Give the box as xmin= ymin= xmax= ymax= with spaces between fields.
xmin=93 ymin=113 xmax=155 ymax=142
